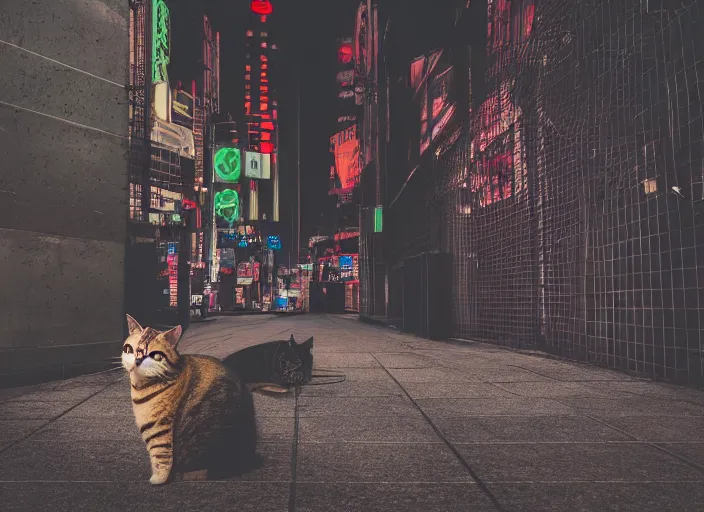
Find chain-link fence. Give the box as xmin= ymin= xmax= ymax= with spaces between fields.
xmin=395 ymin=0 xmax=704 ymax=386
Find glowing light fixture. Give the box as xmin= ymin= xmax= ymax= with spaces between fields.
xmin=214 ymin=147 xmax=241 ymax=182
xmin=251 ymin=0 xmax=273 ymax=15
xmin=214 ymin=189 xmax=240 ymax=226
xmin=374 ymin=207 xmax=383 ymax=233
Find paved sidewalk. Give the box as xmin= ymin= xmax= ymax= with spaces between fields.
xmin=1 ymin=314 xmax=704 ymax=511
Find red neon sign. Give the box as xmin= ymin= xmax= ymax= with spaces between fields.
xmin=250 ymin=0 xmax=272 ymax=15
xmin=338 ymin=43 xmax=353 ymax=64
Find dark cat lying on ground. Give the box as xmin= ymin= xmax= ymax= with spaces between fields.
xmin=222 ymin=335 xmax=314 ymax=393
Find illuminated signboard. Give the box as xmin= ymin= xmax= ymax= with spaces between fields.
xmin=172 ymin=89 xmax=194 ymax=127
xmin=214 ymin=189 xmax=240 ymax=226
xmin=214 ymin=147 xmax=241 ymax=183
xmin=168 ymin=253 xmax=178 ymax=307
xmin=250 ymin=0 xmax=272 ymax=15
xmin=374 ymin=207 xmax=383 ymax=233
xmin=268 ymin=235 xmax=281 ymax=251
xmin=237 ymin=261 xmax=254 ymax=285
xmin=245 ymin=151 xmax=263 ymax=179
xmin=152 ymin=0 xmax=170 ymax=83
xmin=338 ymin=42 xmax=353 ymax=64
xmin=329 ymin=125 xmax=360 ymax=194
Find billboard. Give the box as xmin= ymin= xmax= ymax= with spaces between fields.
xmin=152 ymin=0 xmax=170 ymax=84
xmin=411 ymin=50 xmax=455 ymax=156
xmin=171 ymin=89 xmax=194 ymax=128
xmin=244 ymin=151 xmax=271 ymax=179
xmin=237 ymin=261 xmax=253 ymax=285
xmin=329 ymin=125 xmax=360 ymax=194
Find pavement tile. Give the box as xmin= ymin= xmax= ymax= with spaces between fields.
xmin=434 ymin=416 xmax=631 ymax=443
xmin=297 ymin=396 xmax=419 ymax=417
xmin=489 ymin=482 xmax=704 ymax=512
xmin=600 ymin=416 xmax=704 ymax=442
xmin=657 ymin=443 xmax=704 ymax=468
xmin=295 ymin=482 xmax=498 ymax=512
xmin=585 ymin=381 xmax=704 ymax=405
xmin=253 ymin=392 xmax=296 ymax=418
xmin=559 ymin=398 xmax=704 ymax=417
xmin=232 ymin=442 xmax=292 ymax=482
xmin=257 ymin=416 xmax=295 ymax=442
xmin=31 ymin=414 xmax=141 ymax=442
xmin=494 ymin=381 xmax=627 ymax=398
xmin=0 ymin=383 xmax=53 ymax=401
xmin=0 ymin=439 xmax=291 ymax=484
xmin=0 ymin=439 xmax=151 ymax=481
xmin=372 ymin=352 xmax=438 ymax=368
xmin=0 ymin=481 xmax=289 ymax=512
xmin=0 ymin=420 xmax=49 ymax=443
xmin=62 ymin=397 xmax=132 ymax=418
xmin=388 ymin=367 xmax=477 ymax=382
xmin=415 ymin=398 xmax=575 ymax=417
xmin=455 ymin=443 xmax=704 ymax=483
xmin=329 ymin=368 xmax=394 ymax=381
xmin=389 ymin=367 xmax=550 ymax=383
xmin=314 ymin=352 xmax=381 ymax=368
xmin=1 ymin=386 xmax=108 ymax=403
xmin=51 ymin=373 xmax=125 ymax=389
xmin=96 ymin=382 xmax=132 ymax=400
xmin=299 ymin=379 xmax=403 ymax=397
xmin=296 ymin=442 xmax=474 ymax=483
xmin=0 ymin=401 xmax=77 ymax=420
xmin=514 ymin=362 xmax=640 ymax=382
xmin=400 ymin=382 xmax=516 ymax=399
xmin=298 ymin=415 xmax=440 ymax=443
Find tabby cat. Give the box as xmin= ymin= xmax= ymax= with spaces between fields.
xmin=121 ymin=315 xmax=257 ymax=485
xmin=221 ymin=335 xmax=314 ymax=393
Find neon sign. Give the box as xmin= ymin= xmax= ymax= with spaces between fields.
xmin=152 ymin=0 xmax=170 ymax=83
xmin=268 ymin=235 xmax=281 ymax=250
xmin=251 ymin=0 xmax=273 ymax=15
xmin=214 ymin=147 xmax=241 ymax=182
xmin=338 ymin=43 xmax=353 ymax=64
xmin=214 ymin=189 xmax=240 ymax=226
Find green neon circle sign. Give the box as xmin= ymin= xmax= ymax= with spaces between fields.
xmin=214 ymin=189 xmax=240 ymax=226
xmin=214 ymin=147 xmax=241 ymax=182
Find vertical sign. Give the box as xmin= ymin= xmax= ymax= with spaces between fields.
xmin=152 ymin=0 xmax=170 ymax=83
xmin=245 ymin=151 xmax=263 ymax=179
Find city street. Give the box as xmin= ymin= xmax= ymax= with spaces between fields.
xmin=1 ymin=314 xmax=704 ymax=511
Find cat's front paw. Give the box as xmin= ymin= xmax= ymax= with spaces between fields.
xmin=150 ymin=472 xmax=170 ymax=485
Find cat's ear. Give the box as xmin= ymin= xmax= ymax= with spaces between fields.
xmin=126 ymin=314 xmax=143 ymax=335
xmin=289 ymin=335 xmax=296 ymax=347
xmin=300 ymin=336 xmax=314 ymax=348
xmin=162 ymin=325 xmax=183 ymax=348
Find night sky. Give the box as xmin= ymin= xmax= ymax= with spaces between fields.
xmin=170 ymin=0 xmax=362 ymax=254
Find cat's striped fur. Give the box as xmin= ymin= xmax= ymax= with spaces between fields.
xmin=122 ymin=315 xmax=257 ymax=485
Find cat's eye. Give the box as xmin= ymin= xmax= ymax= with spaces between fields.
xmin=123 ymin=345 xmax=133 ymax=354
xmin=149 ymin=351 xmax=164 ymax=362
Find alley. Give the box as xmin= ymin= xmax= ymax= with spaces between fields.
xmin=1 ymin=315 xmax=704 ymax=511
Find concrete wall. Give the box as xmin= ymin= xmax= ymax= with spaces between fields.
xmin=0 ymin=0 xmax=129 ymax=387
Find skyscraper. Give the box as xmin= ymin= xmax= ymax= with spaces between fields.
xmin=244 ymin=0 xmax=279 ymax=223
